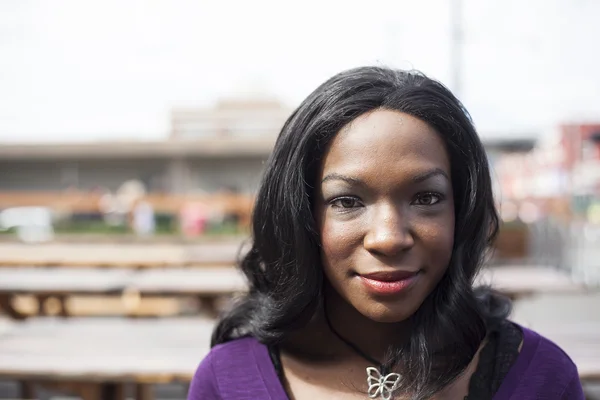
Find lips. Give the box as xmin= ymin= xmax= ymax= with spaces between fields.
xmin=357 ymin=270 xmax=420 ymax=295
xmin=360 ymin=270 xmax=419 ymax=282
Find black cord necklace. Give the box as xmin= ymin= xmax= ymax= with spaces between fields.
xmin=323 ymin=303 xmax=402 ymax=400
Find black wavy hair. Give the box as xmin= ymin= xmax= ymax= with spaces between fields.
xmin=212 ymin=66 xmax=510 ymax=399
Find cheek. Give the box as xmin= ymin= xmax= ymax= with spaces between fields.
xmin=319 ymin=216 xmax=362 ymax=271
xmin=419 ymin=213 xmax=455 ymax=266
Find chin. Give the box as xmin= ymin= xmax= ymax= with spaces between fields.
xmin=356 ymin=301 xmax=420 ymax=324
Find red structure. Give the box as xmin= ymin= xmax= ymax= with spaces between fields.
xmin=559 ymin=123 xmax=600 ymax=171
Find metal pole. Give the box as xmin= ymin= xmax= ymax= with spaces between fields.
xmin=450 ymin=0 xmax=463 ymax=98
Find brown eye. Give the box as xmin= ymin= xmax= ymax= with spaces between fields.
xmin=414 ymin=193 xmax=441 ymax=206
xmin=331 ymin=197 xmax=361 ymax=209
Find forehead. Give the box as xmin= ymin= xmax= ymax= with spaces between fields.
xmin=320 ymin=109 xmax=450 ymax=180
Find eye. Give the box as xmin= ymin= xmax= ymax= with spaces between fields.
xmin=330 ymin=196 xmax=362 ymax=209
xmin=413 ymin=192 xmax=443 ymax=206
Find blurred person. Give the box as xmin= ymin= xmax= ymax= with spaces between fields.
xmin=188 ymin=67 xmax=584 ymax=399
xmin=180 ymin=201 xmax=209 ymax=237
xmin=132 ymin=200 xmax=155 ymax=237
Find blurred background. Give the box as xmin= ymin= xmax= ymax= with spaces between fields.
xmin=0 ymin=0 xmax=599 ymax=399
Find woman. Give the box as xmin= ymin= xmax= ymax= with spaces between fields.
xmin=188 ymin=67 xmax=584 ymax=399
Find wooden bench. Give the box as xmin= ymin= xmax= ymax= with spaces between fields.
xmin=0 ymin=317 xmax=213 ymax=400
xmin=0 ymin=267 xmax=246 ymax=319
xmin=0 ymin=268 xmax=134 ymax=319
xmin=475 ymin=265 xmax=587 ymax=300
xmin=0 ymin=242 xmax=245 ymax=268
xmin=127 ymin=268 xmax=246 ymax=317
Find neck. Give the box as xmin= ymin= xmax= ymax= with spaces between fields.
xmin=320 ymin=284 xmax=412 ymax=365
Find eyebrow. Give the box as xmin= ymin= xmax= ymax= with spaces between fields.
xmin=321 ymin=168 xmax=450 ymax=185
xmin=412 ymin=168 xmax=450 ymax=183
xmin=321 ymin=173 xmax=364 ymax=185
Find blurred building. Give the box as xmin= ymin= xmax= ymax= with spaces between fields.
xmin=0 ymin=99 xmax=290 ymax=194
xmin=495 ymin=123 xmax=600 ymax=221
xmin=563 ymin=124 xmax=600 ymax=196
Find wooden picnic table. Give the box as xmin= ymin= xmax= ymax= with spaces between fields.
xmin=128 ymin=268 xmax=246 ymax=316
xmin=0 ymin=267 xmax=246 ymax=319
xmin=0 ymin=268 xmax=134 ymax=319
xmin=475 ymin=265 xmax=586 ymax=300
xmin=0 ymin=268 xmax=134 ymax=295
xmin=0 ymin=242 xmax=246 ymax=268
xmin=0 ymin=317 xmax=212 ymax=400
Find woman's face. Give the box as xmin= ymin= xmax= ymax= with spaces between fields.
xmin=315 ymin=109 xmax=455 ymax=323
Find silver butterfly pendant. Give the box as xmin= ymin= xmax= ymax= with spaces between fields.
xmin=366 ymin=367 xmax=401 ymax=400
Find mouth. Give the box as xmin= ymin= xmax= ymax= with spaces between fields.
xmin=357 ymin=270 xmax=420 ymax=296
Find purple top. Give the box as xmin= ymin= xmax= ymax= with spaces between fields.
xmin=188 ymin=325 xmax=585 ymax=399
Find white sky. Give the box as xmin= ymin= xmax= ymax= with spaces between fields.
xmin=0 ymin=0 xmax=599 ymax=142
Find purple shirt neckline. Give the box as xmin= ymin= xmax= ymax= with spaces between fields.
xmin=251 ymin=324 xmax=539 ymax=400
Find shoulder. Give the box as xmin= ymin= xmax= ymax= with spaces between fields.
xmin=209 ymin=336 xmax=265 ymax=363
xmin=522 ymin=325 xmax=578 ymax=374
xmin=506 ymin=324 xmax=584 ymax=399
xmin=187 ymin=337 xmax=267 ymax=400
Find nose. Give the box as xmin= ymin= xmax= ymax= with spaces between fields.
xmin=363 ymin=205 xmax=414 ymax=257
